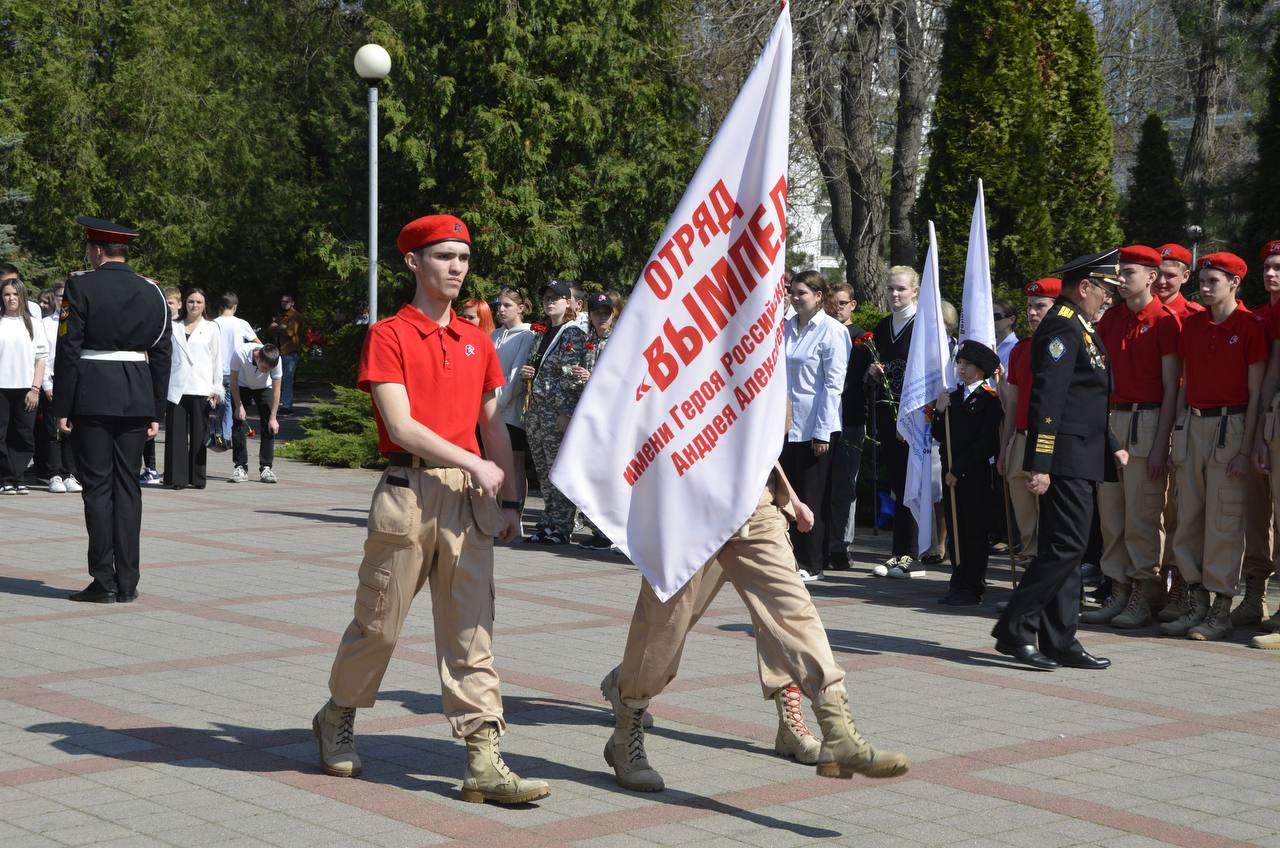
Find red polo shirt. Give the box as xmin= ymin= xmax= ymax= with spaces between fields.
xmin=1006 ymin=337 xmax=1032 ymax=430
xmin=1097 ymin=297 xmax=1180 ymax=404
xmin=358 ymin=305 xmax=505 ymax=455
xmin=1163 ymin=292 xmax=1205 ymax=322
xmin=1252 ymin=300 xmax=1280 ymax=343
xmin=1178 ymin=307 xmax=1268 ymax=408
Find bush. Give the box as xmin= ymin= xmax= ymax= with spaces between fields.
xmin=277 ymin=385 xmax=384 ymax=469
xmin=298 ymin=323 xmax=367 ymax=389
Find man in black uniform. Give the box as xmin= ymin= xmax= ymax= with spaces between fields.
xmin=55 ymin=217 xmax=172 ymax=604
xmin=992 ymin=250 xmax=1126 ymax=670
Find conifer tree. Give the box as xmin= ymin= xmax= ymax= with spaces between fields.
xmin=1245 ymin=30 xmax=1280 ymax=253
xmin=1121 ymin=113 xmax=1188 ymax=246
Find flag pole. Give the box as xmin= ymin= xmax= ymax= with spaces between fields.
xmin=944 ymin=411 xmax=961 ymax=571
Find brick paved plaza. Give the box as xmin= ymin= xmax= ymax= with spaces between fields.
xmin=5 ymin=443 xmax=1280 ymax=847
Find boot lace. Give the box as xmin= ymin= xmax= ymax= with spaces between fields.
xmin=1121 ymin=586 xmax=1144 ymax=615
xmin=626 ymin=708 xmax=647 ymax=764
xmin=782 ymin=685 xmax=814 ymax=738
xmin=335 ymin=707 xmax=356 ymax=747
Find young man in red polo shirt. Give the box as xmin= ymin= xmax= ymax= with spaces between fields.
xmin=1162 ymin=252 xmax=1268 ymax=641
xmin=997 ymin=278 xmax=1060 ymax=565
xmin=313 ymin=214 xmax=550 ymax=805
xmin=1155 ymin=244 xmax=1205 ymax=320
xmin=1083 ymin=246 xmax=1180 ymax=629
xmin=1250 ymin=240 xmax=1280 ymax=647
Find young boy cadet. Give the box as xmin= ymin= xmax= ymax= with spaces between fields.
xmin=1084 ymin=246 xmax=1181 ymax=628
xmin=1250 ymin=240 xmax=1280 ymax=648
xmin=932 ymin=339 xmax=1003 ymax=605
xmin=314 ymin=214 xmax=549 ymax=805
xmin=228 ymin=342 xmax=282 ymax=483
xmin=1163 ymin=252 xmax=1268 ymax=641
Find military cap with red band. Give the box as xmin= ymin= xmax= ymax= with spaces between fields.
xmin=1118 ymin=245 xmax=1162 ymax=268
xmin=1198 ymin=252 xmax=1247 ymax=279
xmin=1024 ymin=277 xmax=1061 ymax=298
xmin=396 ymin=214 xmax=470 ymax=255
xmin=76 ymin=215 xmax=139 ymax=244
xmin=1157 ymin=243 xmax=1192 ymax=265
xmin=1259 ymin=240 xmax=1280 ymax=261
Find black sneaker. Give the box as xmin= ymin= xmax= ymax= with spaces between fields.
xmin=577 ymin=532 xmax=613 ymax=551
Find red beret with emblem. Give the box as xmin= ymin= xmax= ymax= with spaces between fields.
xmin=1118 ymin=245 xmax=1161 ymax=268
xmin=396 ymin=214 xmax=470 ymax=255
xmin=1259 ymin=240 xmax=1280 ymax=261
xmin=1157 ymin=243 xmax=1192 ymax=266
xmin=1198 ymin=252 xmax=1247 ymax=279
xmin=1024 ymin=277 xmax=1061 ymax=298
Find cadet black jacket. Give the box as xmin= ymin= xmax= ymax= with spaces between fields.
xmin=932 ymin=383 xmax=1002 ymax=480
xmin=53 ymin=262 xmax=172 ymax=421
xmin=1023 ymin=296 xmax=1118 ymax=482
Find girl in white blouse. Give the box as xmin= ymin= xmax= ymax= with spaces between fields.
xmin=164 ymin=288 xmax=221 ymax=489
xmin=0 ymin=277 xmax=48 ymax=494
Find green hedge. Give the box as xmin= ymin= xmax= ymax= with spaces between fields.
xmin=277 ymin=385 xmax=384 ymax=469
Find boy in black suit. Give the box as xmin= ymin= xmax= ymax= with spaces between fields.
xmin=932 ymin=340 xmax=1003 ymax=605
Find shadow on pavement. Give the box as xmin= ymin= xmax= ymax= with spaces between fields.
xmin=255 ymin=508 xmax=368 ymax=528
xmin=0 ymin=574 xmax=72 ymax=600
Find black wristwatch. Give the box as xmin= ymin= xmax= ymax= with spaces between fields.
xmin=501 ymin=500 xmax=522 ymax=510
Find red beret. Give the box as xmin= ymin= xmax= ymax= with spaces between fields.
xmin=1024 ymin=277 xmax=1061 ymax=298
xmin=1198 ymin=252 xmax=1247 ymax=279
xmin=1118 ymin=245 xmax=1161 ymax=268
xmin=396 ymin=214 xmax=470 ymax=255
xmin=1260 ymin=240 xmax=1280 ymax=261
xmin=1157 ymin=243 xmax=1192 ymax=265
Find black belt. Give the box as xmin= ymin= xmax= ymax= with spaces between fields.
xmin=386 ymin=452 xmax=450 ymax=469
xmin=1110 ymin=402 xmax=1160 ymax=411
xmin=1189 ymin=406 xmax=1247 ymax=417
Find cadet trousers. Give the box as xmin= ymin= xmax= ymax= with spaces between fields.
xmin=1097 ymin=408 xmax=1167 ymax=587
xmin=617 ymin=486 xmax=844 ymax=706
xmin=163 ymin=395 xmax=209 ymax=489
xmin=992 ymin=475 xmax=1093 ymax=655
xmin=1172 ymin=412 xmax=1247 ymax=596
xmin=328 ymin=466 xmax=505 ymax=738
xmin=1243 ymin=467 xmax=1274 ymax=588
xmin=1004 ymin=432 xmax=1039 ymax=559
xmin=72 ymin=416 xmax=149 ymax=596
xmin=942 ymin=474 xmax=991 ymax=598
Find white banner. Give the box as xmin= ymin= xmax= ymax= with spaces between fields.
xmin=550 ymin=7 xmax=793 ymax=601
xmin=958 ymin=179 xmax=995 ymax=351
xmin=896 ymin=221 xmax=954 ymax=557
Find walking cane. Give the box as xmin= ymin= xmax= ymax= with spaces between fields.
xmin=1003 ymin=477 xmax=1018 ymax=587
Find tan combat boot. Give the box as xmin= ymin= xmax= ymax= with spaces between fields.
xmin=1112 ymin=582 xmax=1157 ymax=629
xmin=600 ymin=667 xmax=653 ymax=729
xmin=313 ymin=699 xmax=362 ymax=778
xmin=773 ymin=685 xmax=820 ymax=765
xmin=1159 ymin=583 xmax=1210 ymax=637
xmin=1230 ymin=574 xmax=1271 ymax=628
xmin=1188 ymin=594 xmax=1235 ymax=642
xmin=1080 ymin=582 xmax=1131 ymax=625
xmin=1157 ymin=570 xmax=1188 ymax=623
xmin=1251 ymin=632 xmax=1280 ymax=649
xmin=460 ymin=723 xmax=550 ymax=804
xmin=813 ymin=685 xmax=909 ymax=779
xmin=604 ymin=703 xmax=664 ymax=791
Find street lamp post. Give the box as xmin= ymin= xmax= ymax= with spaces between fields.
xmin=1187 ymin=224 xmax=1204 ymax=270
xmin=354 ymin=43 xmax=391 ymax=322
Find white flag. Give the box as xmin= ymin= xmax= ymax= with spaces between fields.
xmin=958 ymin=179 xmax=996 ymax=350
xmin=896 ymin=222 xmax=954 ymax=557
xmin=550 ymin=7 xmax=793 ymax=601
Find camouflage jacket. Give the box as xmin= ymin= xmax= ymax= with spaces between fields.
xmin=528 ymin=322 xmax=587 ymax=414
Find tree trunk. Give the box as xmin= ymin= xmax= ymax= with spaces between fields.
xmin=889 ymin=0 xmax=928 ymax=268
xmin=1182 ymin=0 xmax=1223 ymax=221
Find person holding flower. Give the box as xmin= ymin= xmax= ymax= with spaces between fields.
xmin=519 ymin=280 xmax=587 ymax=545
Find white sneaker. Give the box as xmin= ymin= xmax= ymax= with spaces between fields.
xmin=798 ymin=569 xmax=822 ymax=583
xmin=259 ymin=467 xmax=278 ymax=484
xmin=229 ymin=466 xmax=249 ymax=483
xmin=873 ymin=557 xmax=898 ymax=577
xmin=887 ymin=557 xmax=925 ymax=579
xmin=63 ymin=476 xmax=82 ymax=493
xmin=48 ymin=476 xmax=67 ymax=494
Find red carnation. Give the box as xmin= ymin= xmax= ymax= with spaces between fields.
xmin=531 ymin=323 xmax=547 ymax=333
xmin=564 ymin=342 xmax=575 ymax=352
xmin=862 ymin=331 xmax=874 ymax=341
xmin=585 ymin=341 xmax=595 ymax=351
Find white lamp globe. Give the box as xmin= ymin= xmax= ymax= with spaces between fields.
xmin=354 ymin=44 xmax=391 ymax=81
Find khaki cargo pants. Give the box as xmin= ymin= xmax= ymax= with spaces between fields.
xmin=1171 ymin=412 xmax=1248 ymax=596
xmin=617 ymin=486 xmax=844 ymax=706
xmin=1004 ymin=432 xmax=1039 ymax=559
xmin=1097 ymin=407 xmax=1168 ymax=586
xmin=329 ymin=466 xmax=506 ymax=738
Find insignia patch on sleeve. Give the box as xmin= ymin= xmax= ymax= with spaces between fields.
xmin=1048 ymin=337 xmax=1066 ymax=361
xmin=1057 ymin=305 xmax=1075 ymax=318
xmin=1035 ymin=434 xmax=1056 ymax=454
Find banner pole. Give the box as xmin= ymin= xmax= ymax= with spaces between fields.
xmin=944 ymin=411 xmax=960 ymax=572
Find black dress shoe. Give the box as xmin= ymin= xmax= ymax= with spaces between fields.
xmin=1050 ymin=648 xmax=1110 ymax=669
xmin=995 ymin=641 xmax=1059 ymax=670
xmin=939 ymin=592 xmax=981 ymax=606
xmin=826 ymin=553 xmax=852 ymax=571
xmin=69 ymin=586 xmax=117 ymax=604
xmin=116 ymin=592 xmax=138 ymax=604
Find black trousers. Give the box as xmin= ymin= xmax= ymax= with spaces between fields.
xmin=942 ymin=475 xmax=992 ymax=597
xmin=780 ymin=437 xmax=836 ymax=572
xmin=232 ymin=387 xmax=275 ymax=470
xmin=826 ymin=423 xmax=865 ymax=551
xmin=0 ymin=387 xmax=36 ymax=486
xmin=142 ymin=436 xmax=157 ymax=472
xmin=992 ymin=475 xmax=1093 ymax=655
xmin=164 ymin=395 xmax=210 ymax=488
xmin=35 ymin=391 xmax=76 ymax=479
xmin=73 ymin=416 xmax=148 ymax=595
xmin=879 ymin=411 xmax=919 ymax=558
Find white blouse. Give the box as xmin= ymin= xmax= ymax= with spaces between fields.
xmin=0 ymin=315 xmax=48 ymax=390
xmin=167 ymin=318 xmax=222 ymax=403
xmin=784 ymin=309 xmax=851 ymax=442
